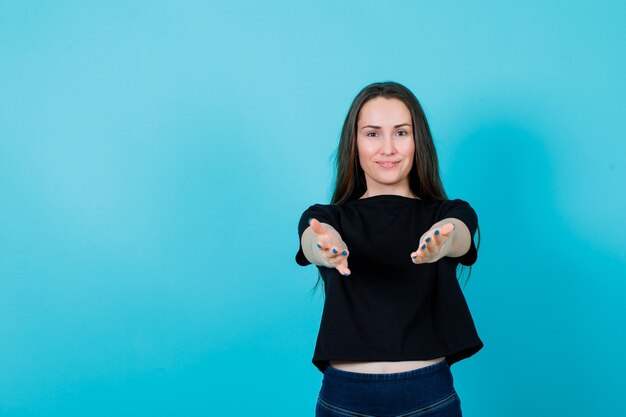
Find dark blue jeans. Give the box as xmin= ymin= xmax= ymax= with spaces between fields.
xmin=316 ymin=360 xmax=462 ymax=417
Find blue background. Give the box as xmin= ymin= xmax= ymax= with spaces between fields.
xmin=1 ymin=1 xmax=624 ymax=416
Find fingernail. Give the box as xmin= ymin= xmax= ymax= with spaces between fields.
xmin=425 ymin=237 xmax=431 ymax=242
xmin=332 ymin=248 xmax=338 ymax=254
xmin=421 ymin=244 xmax=426 ymax=249
xmin=316 ymin=243 xmax=321 ymax=248
xmin=343 ymin=273 xmax=349 ymax=276
xmin=342 ymin=250 xmax=348 ymax=256
xmin=412 ymin=255 xmax=416 ymax=259
xmin=308 ymin=218 xmax=312 ymax=225
xmin=434 ymin=230 xmax=439 ymax=235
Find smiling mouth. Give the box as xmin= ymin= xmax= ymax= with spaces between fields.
xmin=376 ymin=161 xmax=400 ymax=168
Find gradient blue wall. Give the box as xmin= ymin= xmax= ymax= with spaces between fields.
xmin=1 ymin=1 xmax=624 ymax=416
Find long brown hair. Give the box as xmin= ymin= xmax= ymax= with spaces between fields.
xmin=310 ymin=81 xmax=480 ymax=296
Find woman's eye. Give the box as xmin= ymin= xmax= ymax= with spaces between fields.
xmin=397 ymin=130 xmax=407 ymax=136
xmin=366 ymin=131 xmax=378 ymax=137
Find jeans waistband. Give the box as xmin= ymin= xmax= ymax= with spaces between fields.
xmin=323 ymin=359 xmax=450 ymax=381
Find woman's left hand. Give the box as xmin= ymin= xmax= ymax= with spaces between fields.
xmin=410 ymin=223 xmax=456 ymax=264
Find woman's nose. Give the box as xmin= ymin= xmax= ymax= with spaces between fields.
xmin=380 ymin=136 xmax=395 ymax=154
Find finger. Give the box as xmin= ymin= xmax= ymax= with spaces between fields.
xmin=424 ymin=234 xmax=436 ymax=245
xmin=320 ymin=245 xmax=344 ymax=264
xmin=411 ymin=249 xmax=425 ymax=264
xmin=434 ymin=223 xmax=455 ymax=237
xmin=315 ymin=239 xmax=329 ymax=251
xmin=324 ymin=242 xmax=349 ymax=257
xmin=318 ymin=245 xmax=337 ymax=257
xmin=426 ymin=229 xmax=441 ymax=245
xmin=426 ymin=224 xmax=453 ymax=248
xmin=309 ymin=218 xmax=326 ymax=235
xmin=331 ymin=245 xmax=350 ymax=256
xmin=413 ymin=238 xmax=433 ymax=262
xmin=335 ymin=259 xmax=351 ymax=276
xmin=326 ymin=251 xmax=348 ymax=269
xmin=317 ymin=241 xmax=339 ymax=253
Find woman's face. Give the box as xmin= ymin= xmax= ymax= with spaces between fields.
xmin=356 ymin=97 xmax=415 ymax=195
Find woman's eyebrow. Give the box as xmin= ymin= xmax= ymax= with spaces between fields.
xmin=360 ymin=123 xmax=412 ymax=130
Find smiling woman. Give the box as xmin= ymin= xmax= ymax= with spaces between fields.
xmin=295 ymin=81 xmax=482 ymax=417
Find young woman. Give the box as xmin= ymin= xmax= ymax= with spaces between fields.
xmin=295 ymin=81 xmax=483 ymax=417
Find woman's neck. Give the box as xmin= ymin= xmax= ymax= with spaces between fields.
xmin=360 ymin=187 xmax=418 ymax=199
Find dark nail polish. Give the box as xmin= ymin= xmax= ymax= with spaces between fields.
xmin=342 ymin=250 xmax=348 ymax=256
xmin=421 ymin=244 xmax=426 ymax=249
xmin=316 ymin=243 xmax=321 ymax=248
xmin=332 ymin=248 xmax=338 ymax=254
xmin=412 ymin=255 xmax=416 ymax=259
xmin=425 ymin=237 xmax=431 ymax=242
xmin=308 ymin=218 xmax=312 ymax=225
xmin=434 ymin=230 xmax=440 ymax=235
xmin=343 ymin=273 xmax=349 ymax=276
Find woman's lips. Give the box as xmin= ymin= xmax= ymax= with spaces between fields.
xmin=376 ymin=161 xmax=400 ymax=168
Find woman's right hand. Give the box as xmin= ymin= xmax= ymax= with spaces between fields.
xmin=308 ymin=218 xmax=351 ymax=276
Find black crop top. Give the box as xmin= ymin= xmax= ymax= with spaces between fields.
xmin=295 ymin=194 xmax=483 ymax=373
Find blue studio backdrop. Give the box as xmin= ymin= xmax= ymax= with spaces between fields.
xmin=1 ymin=1 xmax=624 ymax=416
